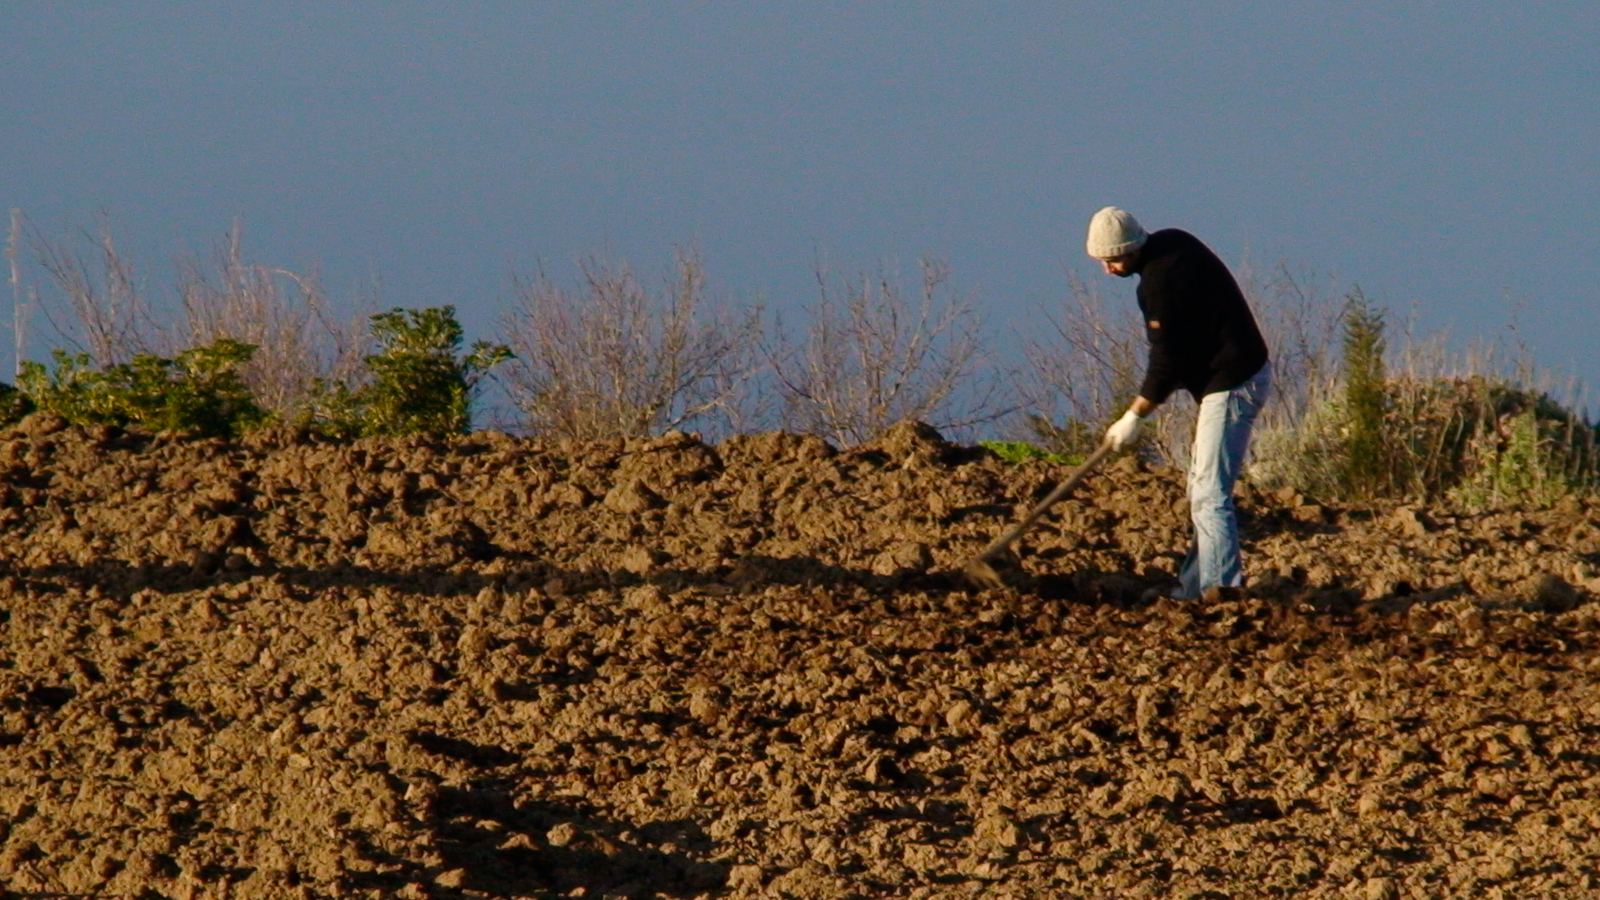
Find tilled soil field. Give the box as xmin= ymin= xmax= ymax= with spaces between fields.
xmin=2 ymin=415 xmax=1599 ymax=899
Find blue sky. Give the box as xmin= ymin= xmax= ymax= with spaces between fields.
xmin=3 ymin=2 xmax=1596 ymax=422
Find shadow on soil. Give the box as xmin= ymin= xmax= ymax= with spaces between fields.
xmin=344 ymin=778 xmax=726 ymax=899
xmin=12 ymin=550 xmax=959 ymax=605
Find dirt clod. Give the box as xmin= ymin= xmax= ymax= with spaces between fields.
xmin=0 ymin=421 xmax=1597 ymax=898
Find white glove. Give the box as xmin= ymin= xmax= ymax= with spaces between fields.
xmin=1105 ymin=408 xmax=1149 ymax=450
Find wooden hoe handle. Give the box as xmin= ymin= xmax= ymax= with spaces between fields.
xmin=971 ymin=441 xmax=1116 ymax=564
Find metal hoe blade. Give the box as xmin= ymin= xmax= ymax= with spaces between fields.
xmin=961 ymin=441 xmax=1116 ymax=590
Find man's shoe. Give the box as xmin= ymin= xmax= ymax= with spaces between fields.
xmin=1200 ymin=585 xmax=1245 ymax=603
xmin=1139 ymin=582 xmax=1186 ymax=604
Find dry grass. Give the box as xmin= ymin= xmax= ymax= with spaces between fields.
xmin=1236 ymin=259 xmax=1343 ymax=426
xmin=1249 ymin=326 xmax=1599 ymax=507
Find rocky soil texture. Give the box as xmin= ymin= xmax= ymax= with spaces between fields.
xmin=2 ymin=416 xmax=1599 ymax=899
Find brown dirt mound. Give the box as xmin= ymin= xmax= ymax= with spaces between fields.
xmin=2 ymin=415 xmax=1599 ymax=898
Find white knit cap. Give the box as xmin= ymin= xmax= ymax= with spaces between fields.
xmin=1085 ymin=206 xmax=1148 ymax=259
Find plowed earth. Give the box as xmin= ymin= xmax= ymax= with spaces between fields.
xmin=2 ymin=415 xmax=1599 ymax=899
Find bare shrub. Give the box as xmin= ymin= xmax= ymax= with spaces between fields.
xmin=771 ymin=257 xmax=1007 ymax=447
xmin=1018 ymin=273 xmax=1175 ymax=459
xmin=29 ymin=219 xmax=161 ymax=367
xmin=177 ymin=225 xmax=370 ymax=418
xmin=501 ymin=249 xmax=764 ymax=440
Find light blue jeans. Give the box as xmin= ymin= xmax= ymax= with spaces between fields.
xmin=1178 ymin=361 xmax=1272 ymax=598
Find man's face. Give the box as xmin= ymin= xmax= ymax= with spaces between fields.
xmin=1099 ymin=251 xmax=1138 ymax=277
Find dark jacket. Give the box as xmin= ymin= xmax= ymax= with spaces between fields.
xmin=1133 ymin=228 xmax=1269 ymax=404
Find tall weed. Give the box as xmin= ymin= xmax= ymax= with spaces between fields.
xmin=1339 ymin=289 xmax=1388 ymax=497
xmin=1019 ymin=273 xmax=1149 ymax=459
xmin=29 ymin=219 xmax=160 ymax=367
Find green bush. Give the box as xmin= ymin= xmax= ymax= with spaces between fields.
xmin=1447 ymin=384 xmax=1599 ymax=509
xmin=312 ymin=306 xmax=511 ymax=438
xmin=16 ymin=338 xmax=266 ymax=438
xmin=8 ymin=306 xmax=511 ymax=441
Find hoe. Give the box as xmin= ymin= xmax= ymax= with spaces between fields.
xmin=961 ymin=441 xmax=1117 ymax=591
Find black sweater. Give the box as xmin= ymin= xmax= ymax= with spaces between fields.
xmin=1133 ymin=228 xmax=1269 ymax=404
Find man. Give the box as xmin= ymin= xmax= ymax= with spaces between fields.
xmin=1086 ymin=206 xmax=1271 ymax=599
